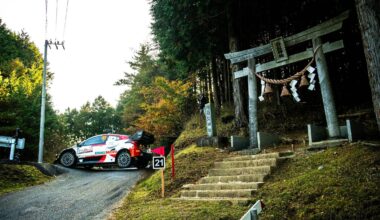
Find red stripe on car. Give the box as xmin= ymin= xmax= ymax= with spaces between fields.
xmin=99 ymin=155 xmax=106 ymax=162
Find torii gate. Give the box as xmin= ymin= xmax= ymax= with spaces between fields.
xmin=224 ymin=11 xmax=349 ymax=149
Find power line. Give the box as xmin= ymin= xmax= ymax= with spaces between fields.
xmin=55 ymin=0 xmax=59 ymax=40
xmin=62 ymin=0 xmax=69 ymax=41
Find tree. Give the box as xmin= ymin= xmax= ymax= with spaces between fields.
xmin=61 ymin=96 xmax=121 ymax=141
xmin=355 ymin=0 xmax=380 ymax=133
xmin=150 ymin=0 xmax=230 ymax=115
xmin=226 ymin=2 xmax=247 ymax=126
xmin=116 ymin=44 xmax=164 ymax=133
xmin=0 ymin=21 xmax=63 ymax=161
xmin=136 ymin=76 xmax=193 ymax=137
xmin=91 ymin=96 xmax=120 ymax=134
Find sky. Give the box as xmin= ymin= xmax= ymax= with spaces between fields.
xmin=0 ymin=0 xmax=153 ymax=112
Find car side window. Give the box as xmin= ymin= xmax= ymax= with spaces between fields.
xmin=81 ymin=135 xmax=107 ymax=146
xmin=107 ymin=135 xmax=119 ymax=142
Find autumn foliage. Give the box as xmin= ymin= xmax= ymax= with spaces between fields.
xmin=136 ymin=76 xmax=192 ymax=137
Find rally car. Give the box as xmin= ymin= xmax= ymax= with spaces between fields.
xmin=57 ymin=131 xmax=154 ymax=169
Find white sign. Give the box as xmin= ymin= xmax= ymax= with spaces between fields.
xmin=153 ymin=156 xmax=165 ymax=169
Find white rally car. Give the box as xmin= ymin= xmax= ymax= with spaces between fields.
xmin=57 ymin=133 xmax=151 ymax=169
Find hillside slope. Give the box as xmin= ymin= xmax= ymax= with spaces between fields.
xmin=112 ymin=142 xmax=380 ymax=220
xmin=258 ymin=143 xmax=380 ymax=219
xmin=0 ymin=164 xmax=52 ymax=196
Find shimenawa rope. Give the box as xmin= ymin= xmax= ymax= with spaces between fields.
xmin=254 ymin=45 xmax=322 ymax=85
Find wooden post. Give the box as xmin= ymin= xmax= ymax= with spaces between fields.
xmin=248 ymin=59 xmax=258 ymax=148
xmin=171 ymin=144 xmax=175 ymax=180
xmin=161 ymin=169 xmax=165 ymax=198
xmin=313 ymin=37 xmax=340 ymax=138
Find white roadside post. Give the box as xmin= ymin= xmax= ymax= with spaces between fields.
xmin=9 ymin=138 xmax=16 ymax=160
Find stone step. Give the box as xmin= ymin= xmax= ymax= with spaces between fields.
xmin=214 ymin=158 xmax=277 ymax=169
xmin=224 ymin=152 xmax=279 ymax=161
xmin=236 ymin=148 xmax=261 ymax=155
xmin=308 ymin=139 xmax=348 ymax=150
xmin=172 ymin=197 xmax=251 ymax=205
xmin=183 ymin=182 xmax=263 ymax=191
xmin=208 ymin=166 xmax=271 ymax=176
xmin=181 ymin=189 xmax=256 ymax=198
xmin=199 ymin=174 xmax=265 ymax=184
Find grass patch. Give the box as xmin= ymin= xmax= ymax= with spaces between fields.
xmin=258 ymin=144 xmax=380 ymax=219
xmin=0 ymin=164 xmax=52 ymax=196
xmin=174 ymin=115 xmax=207 ymax=149
xmin=113 ymin=145 xmax=249 ymax=220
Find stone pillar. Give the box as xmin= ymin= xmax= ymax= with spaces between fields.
xmin=248 ymin=59 xmax=258 ymax=147
xmin=204 ymin=103 xmax=217 ymax=137
xmin=313 ymin=37 xmax=340 ymax=138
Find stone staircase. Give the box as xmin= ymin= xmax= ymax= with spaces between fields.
xmin=179 ymin=152 xmax=280 ymax=203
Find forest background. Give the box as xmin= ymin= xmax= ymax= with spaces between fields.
xmin=1 ymin=0 xmax=378 ymax=161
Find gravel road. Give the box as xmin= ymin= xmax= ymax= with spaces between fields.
xmin=0 ymin=166 xmax=147 ymax=220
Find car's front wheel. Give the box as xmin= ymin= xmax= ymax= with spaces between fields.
xmin=60 ymin=151 xmax=76 ymax=167
xmin=117 ymin=151 xmax=132 ymax=168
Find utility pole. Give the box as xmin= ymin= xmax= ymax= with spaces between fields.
xmin=38 ymin=40 xmax=65 ymax=163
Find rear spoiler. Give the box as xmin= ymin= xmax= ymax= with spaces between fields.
xmin=129 ymin=130 xmax=155 ymax=145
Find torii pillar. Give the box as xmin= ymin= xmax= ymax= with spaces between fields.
xmin=248 ymin=58 xmax=258 ymax=148
xmin=313 ymin=37 xmax=340 ymax=138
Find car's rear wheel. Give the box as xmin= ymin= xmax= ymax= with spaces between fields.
xmin=117 ymin=151 xmax=132 ymax=168
xmin=60 ymin=151 xmax=76 ymax=167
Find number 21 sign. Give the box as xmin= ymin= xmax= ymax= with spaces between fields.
xmin=153 ymin=156 xmax=165 ymax=169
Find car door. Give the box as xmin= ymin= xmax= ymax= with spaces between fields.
xmin=104 ymin=135 xmax=120 ymax=160
xmin=77 ymin=135 xmax=107 ymax=159
xmin=89 ymin=135 xmax=108 ymax=157
xmin=106 ymin=135 xmax=119 ymax=150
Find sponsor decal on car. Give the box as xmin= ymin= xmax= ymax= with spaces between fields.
xmin=78 ymin=147 xmax=93 ymax=154
xmin=95 ymin=151 xmax=106 ymax=155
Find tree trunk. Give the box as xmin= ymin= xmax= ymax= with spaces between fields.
xmin=208 ymin=68 xmax=212 ymax=102
xmin=223 ymin=60 xmax=229 ymax=103
xmin=227 ymin=4 xmax=247 ymax=127
xmin=227 ymin=61 xmax=232 ymax=103
xmin=217 ymin=59 xmax=225 ymax=105
xmin=211 ymin=58 xmax=221 ymax=114
xmin=355 ymin=0 xmax=380 ymax=134
xmin=203 ymin=73 xmax=209 ymax=98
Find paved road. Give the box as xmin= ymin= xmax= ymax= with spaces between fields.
xmin=0 ymin=166 xmax=147 ymax=220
